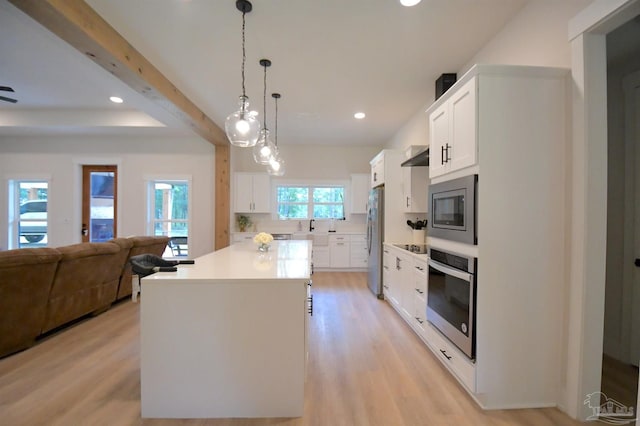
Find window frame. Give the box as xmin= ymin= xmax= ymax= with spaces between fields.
xmin=274 ymin=179 xmax=347 ymax=220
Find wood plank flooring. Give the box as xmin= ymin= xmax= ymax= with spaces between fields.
xmin=0 ymin=272 xmax=589 ymax=425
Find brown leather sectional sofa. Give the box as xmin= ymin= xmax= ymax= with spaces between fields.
xmin=0 ymin=236 xmax=169 ymax=358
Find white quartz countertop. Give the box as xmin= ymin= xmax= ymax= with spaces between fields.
xmin=143 ymin=240 xmax=312 ymax=282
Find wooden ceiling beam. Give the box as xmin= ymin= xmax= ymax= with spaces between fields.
xmin=9 ymin=0 xmax=228 ymax=146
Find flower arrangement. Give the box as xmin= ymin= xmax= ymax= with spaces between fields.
xmin=253 ymin=232 xmax=274 ymax=252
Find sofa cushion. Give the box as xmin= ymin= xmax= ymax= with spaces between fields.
xmin=42 ymin=242 xmax=122 ymax=333
xmin=0 ymin=248 xmax=61 ymax=357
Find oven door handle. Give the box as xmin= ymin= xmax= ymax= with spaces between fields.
xmin=428 ymin=259 xmax=473 ymax=282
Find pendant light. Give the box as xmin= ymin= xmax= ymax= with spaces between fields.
xmin=267 ymin=93 xmax=285 ymax=176
xmin=253 ymin=59 xmax=277 ymax=165
xmin=225 ymin=0 xmax=260 ymax=147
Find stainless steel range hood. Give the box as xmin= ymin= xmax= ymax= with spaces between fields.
xmin=401 ymin=147 xmax=429 ymax=167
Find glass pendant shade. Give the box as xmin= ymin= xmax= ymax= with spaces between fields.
xmin=267 ymin=157 xmax=285 ymax=176
xmin=225 ymin=96 xmax=260 ymax=147
xmin=253 ymin=129 xmax=276 ymax=164
xmin=267 ymin=150 xmax=285 ymax=176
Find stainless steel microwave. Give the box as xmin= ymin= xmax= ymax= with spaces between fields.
xmin=428 ymin=174 xmax=477 ymax=245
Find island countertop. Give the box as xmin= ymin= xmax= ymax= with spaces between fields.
xmin=143 ymin=240 xmax=312 ymax=282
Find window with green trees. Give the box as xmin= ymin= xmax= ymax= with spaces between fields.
xmin=277 ymin=185 xmax=344 ymax=220
xmin=149 ymin=180 xmax=189 ymax=237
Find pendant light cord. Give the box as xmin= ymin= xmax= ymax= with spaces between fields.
xmin=274 ymin=96 xmax=278 ymax=147
xmin=262 ymin=63 xmax=268 ymax=130
xmin=241 ymin=10 xmax=247 ymax=98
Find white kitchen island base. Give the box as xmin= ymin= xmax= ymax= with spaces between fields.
xmin=140 ymin=241 xmax=311 ymax=418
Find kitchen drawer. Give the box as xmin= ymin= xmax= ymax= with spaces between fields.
xmin=425 ymin=323 xmax=476 ymax=392
xmin=413 ymin=259 xmax=427 ymax=295
xmin=329 ymin=234 xmax=349 ymax=243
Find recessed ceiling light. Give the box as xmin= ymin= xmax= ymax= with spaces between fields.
xmin=109 ymin=96 xmax=123 ymax=104
xmin=354 ymin=112 xmax=366 ymax=119
xmin=400 ymin=0 xmax=421 ymax=6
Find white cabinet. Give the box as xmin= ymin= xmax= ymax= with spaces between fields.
xmin=425 ymin=323 xmax=476 ymax=392
xmin=232 ymin=233 xmax=255 ymax=244
xmin=329 ymin=235 xmax=350 ymax=268
xmin=312 ymin=246 xmax=330 ymax=268
xmin=424 ymin=65 xmax=570 ymax=408
xmin=412 ymin=258 xmax=428 ymax=336
xmin=349 ymin=234 xmax=367 ymax=268
xmin=402 ymin=166 xmax=428 ymax=213
xmin=234 ymin=173 xmax=271 ymax=213
xmin=370 ymin=153 xmax=385 ymax=188
xmin=382 ymin=245 xmax=398 ymax=307
xmin=382 ymin=246 xmax=391 ymax=300
xmin=428 ymin=77 xmax=477 ymax=179
xmin=350 ymin=174 xmax=370 ymax=214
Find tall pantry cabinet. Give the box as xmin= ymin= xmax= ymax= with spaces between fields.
xmin=425 ymin=65 xmax=569 ymax=410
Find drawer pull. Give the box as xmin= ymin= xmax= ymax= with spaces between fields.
xmin=415 ymin=288 xmax=424 ymax=294
xmin=440 ymin=349 xmax=452 ymax=360
xmin=415 ymin=317 xmax=424 ymax=324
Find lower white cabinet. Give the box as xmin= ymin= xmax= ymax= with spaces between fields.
xmin=349 ymin=234 xmax=367 ymax=268
xmin=424 ymin=322 xmax=476 ymax=393
xmin=329 ymin=235 xmax=350 ymax=268
xmin=312 ymin=246 xmax=330 ymax=268
xmin=412 ymin=258 xmax=428 ymax=336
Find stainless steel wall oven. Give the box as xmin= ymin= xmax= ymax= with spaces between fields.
xmin=427 ymin=246 xmax=477 ymax=359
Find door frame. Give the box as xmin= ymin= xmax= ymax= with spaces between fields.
xmin=568 ymin=0 xmax=640 ymax=420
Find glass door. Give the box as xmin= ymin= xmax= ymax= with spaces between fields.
xmin=82 ymin=165 xmax=117 ymax=243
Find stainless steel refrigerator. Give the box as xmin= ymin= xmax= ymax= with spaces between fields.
xmin=366 ymin=186 xmax=384 ymax=298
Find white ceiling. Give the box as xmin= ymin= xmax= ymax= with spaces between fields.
xmin=0 ymin=0 xmax=530 ymax=145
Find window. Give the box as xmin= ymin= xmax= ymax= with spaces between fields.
xmin=8 ymin=180 xmax=49 ymax=248
xmin=277 ymin=185 xmax=344 ymax=220
xmin=147 ymin=180 xmax=190 ymax=256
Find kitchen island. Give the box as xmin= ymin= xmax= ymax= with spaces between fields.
xmin=140 ymin=240 xmax=312 ymax=419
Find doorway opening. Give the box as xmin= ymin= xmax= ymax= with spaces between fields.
xmin=602 ymin=13 xmax=640 ymax=415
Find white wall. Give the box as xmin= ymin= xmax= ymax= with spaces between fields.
xmin=386 ymin=0 xmax=592 ymax=153
xmin=232 ymin=143 xmax=382 ymax=178
xmin=0 ymin=134 xmax=215 ymax=257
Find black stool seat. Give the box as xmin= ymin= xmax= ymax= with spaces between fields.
xmin=130 ymin=254 xmax=178 ymax=277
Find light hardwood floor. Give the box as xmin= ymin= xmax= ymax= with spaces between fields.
xmin=0 ymin=272 xmax=588 ymax=425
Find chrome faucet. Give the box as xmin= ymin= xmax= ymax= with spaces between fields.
xmin=309 ymin=219 xmax=315 ymax=232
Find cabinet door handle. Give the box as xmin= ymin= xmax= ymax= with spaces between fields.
xmin=441 ymin=145 xmax=446 ymax=165
xmin=445 ymin=143 xmax=451 ymax=163
xmin=440 ymin=349 xmax=452 ymax=360
xmin=373 ymin=172 xmax=377 ymax=182
xmin=406 ymin=196 xmax=410 ymax=208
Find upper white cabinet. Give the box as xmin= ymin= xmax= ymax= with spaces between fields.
xmin=370 ymin=153 xmax=385 ymax=188
xmin=234 ymin=172 xmax=271 ymax=213
xmin=350 ymin=174 xmax=370 ymax=214
xmin=402 ymin=166 xmax=428 ymax=213
xmin=428 ymin=78 xmax=477 ymax=179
